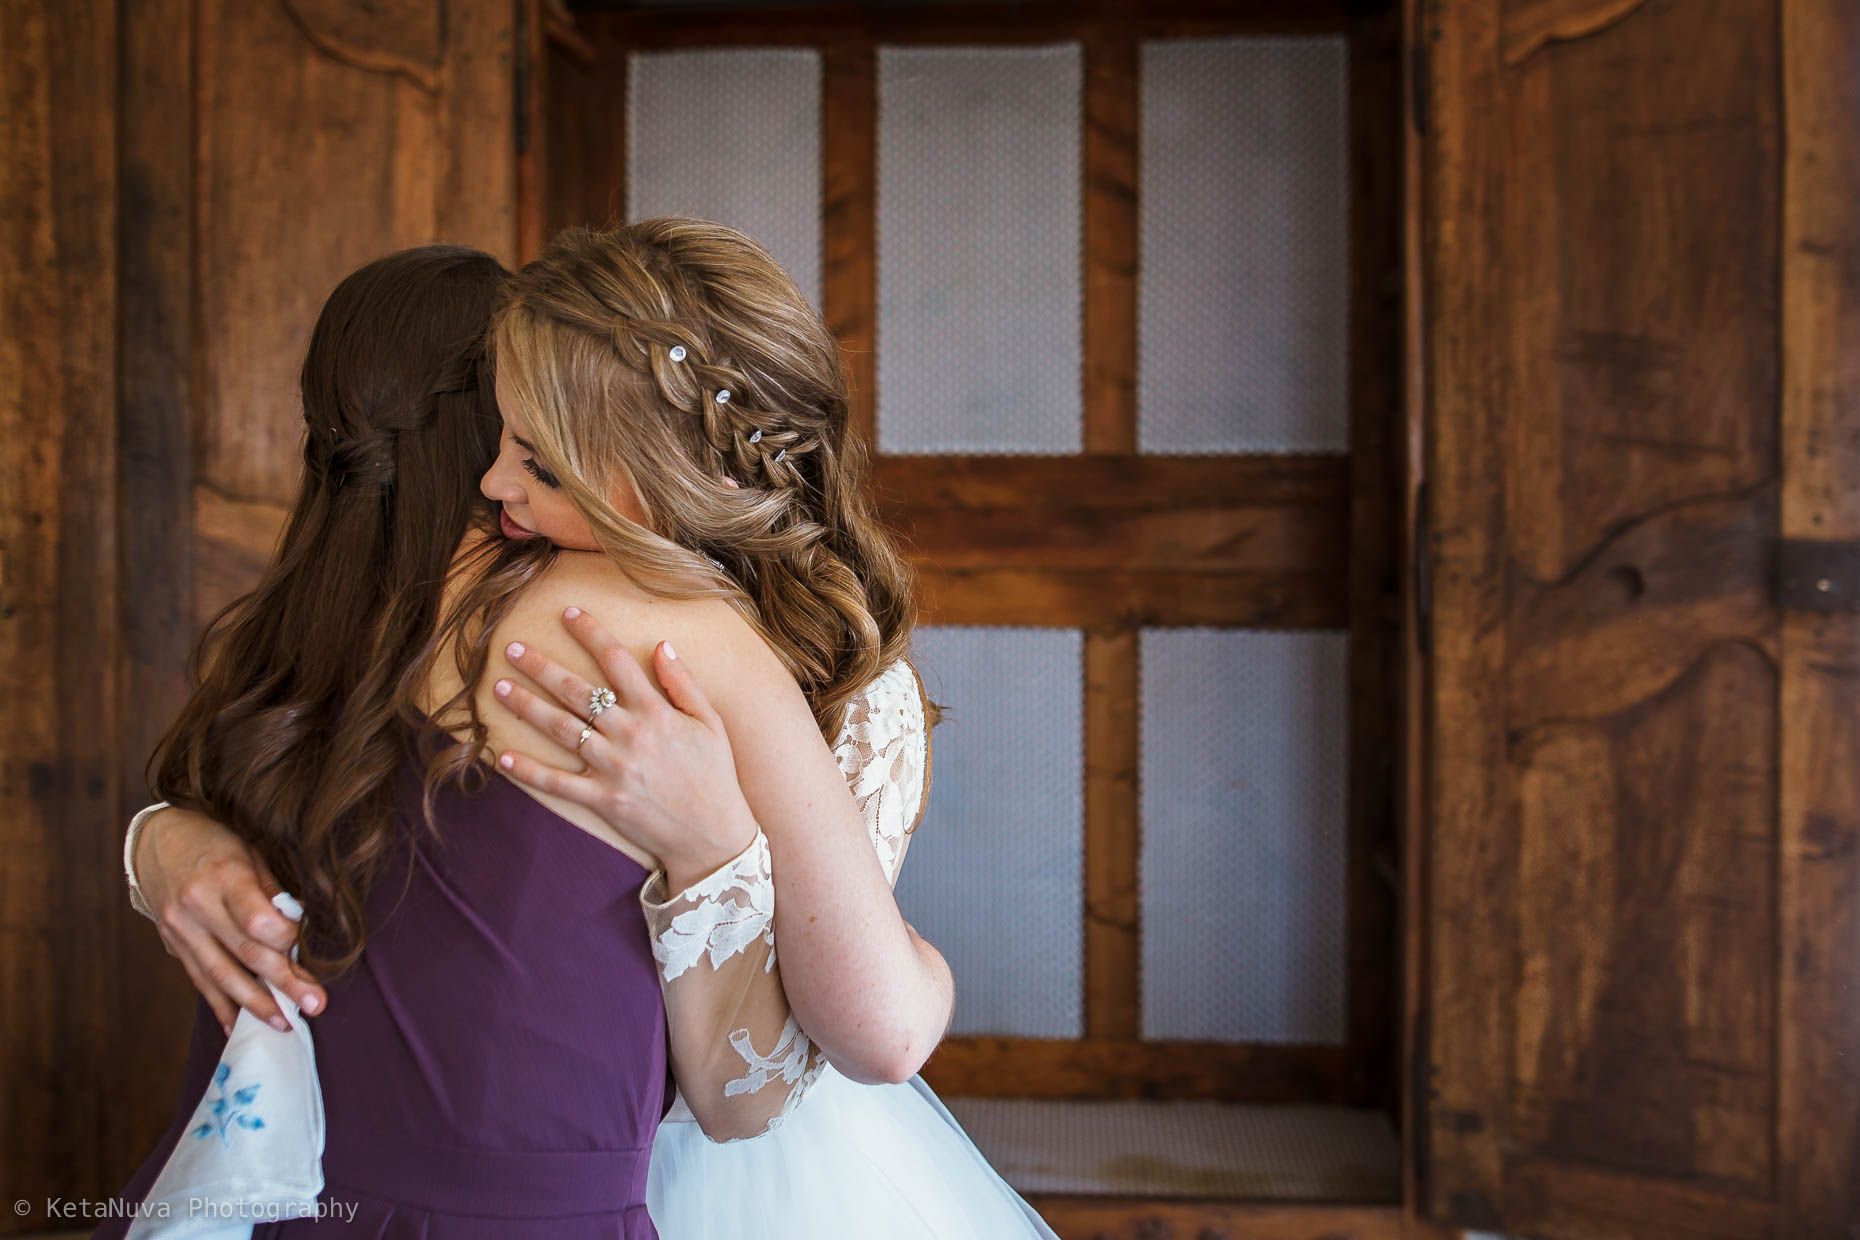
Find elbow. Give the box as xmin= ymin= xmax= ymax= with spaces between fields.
xmin=833 ymin=1023 xmax=936 ymax=1086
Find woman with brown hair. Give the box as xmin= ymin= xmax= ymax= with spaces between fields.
xmin=105 ymin=236 xmax=936 ymax=1237
xmin=115 ymin=220 xmax=1055 ymax=1236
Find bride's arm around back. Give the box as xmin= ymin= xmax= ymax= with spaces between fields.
xmin=488 ymin=563 xmax=953 ymax=1093
xmin=695 ymin=622 xmax=952 ymax=1086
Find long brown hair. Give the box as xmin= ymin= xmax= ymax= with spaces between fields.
xmin=151 ymin=245 xmax=511 ymax=980
xmin=437 ymin=219 xmax=937 ymax=750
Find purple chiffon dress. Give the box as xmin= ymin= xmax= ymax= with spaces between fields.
xmin=95 ymin=730 xmax=671 ymax=1238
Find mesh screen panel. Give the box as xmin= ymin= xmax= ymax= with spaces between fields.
xmin=1138 ymin=37 xmax=1349 ymax=453
xmin=893 ymin=627 xmax=1084 ymax=1037
xmin=628 ymin=49 xmax=822 ymax=307
xmin=1139 ymin=628 xmax=1350 ymax=1043
xmin=877 ymin=45 xmax=1083 ymax=454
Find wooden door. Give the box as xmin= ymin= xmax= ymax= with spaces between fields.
xmin=1417 ymin=0 xmax=1860 ymax=1235
xmin=0 ymin=0 xmax=519 ymax=1218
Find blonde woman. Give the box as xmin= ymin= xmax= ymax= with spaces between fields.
xmin=123 ymin=220 xmax=1057 ymax=1237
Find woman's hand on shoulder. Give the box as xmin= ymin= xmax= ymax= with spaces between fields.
xmin=138 ymin=807 xmax=328 ymax=1034
xmin=492 ymin=605 xmax=762 ymax=891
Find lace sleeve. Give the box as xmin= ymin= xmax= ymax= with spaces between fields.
xmin=641 ymin=829 xmax=827 ymax=1141
xmin=831 ymin=658 xmax=931 ymax=886
xmin=639 ymin=656 xmax=932 ymax=1142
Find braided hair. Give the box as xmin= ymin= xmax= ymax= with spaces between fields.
xmin=472 ymin=219 xmax=931 ymax=742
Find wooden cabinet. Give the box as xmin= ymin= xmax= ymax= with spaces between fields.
xmin=3 ymin=1 xmax=1856 ymax=1237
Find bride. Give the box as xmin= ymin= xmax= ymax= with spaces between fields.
xmin=118 ymin=220 xmax=1058 ymax=1237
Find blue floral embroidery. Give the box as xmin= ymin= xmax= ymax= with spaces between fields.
xmin=190 ymin=1061 xmax=266 ymax=1148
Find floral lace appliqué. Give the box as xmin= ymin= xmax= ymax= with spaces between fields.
xmin=643 ymin=830 xmax=776 ymax=983
xmin=720 ymin=1014 xmax=830 ymax=1134
xmin=831 ymin=659 xmax=927 ymax=885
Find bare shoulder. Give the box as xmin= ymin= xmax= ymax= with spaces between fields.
xmin=499 ymin=551 xmax=792 ymax=707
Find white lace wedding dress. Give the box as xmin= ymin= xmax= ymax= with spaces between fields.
xmin=640 ymin=656 xmax=1059 ymax=1240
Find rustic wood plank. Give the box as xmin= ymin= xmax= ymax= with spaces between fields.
xmin=1503 ymin=1157 xmax=1776 ymax=1240
xmin=585 ymin=5 xmax=1368 ymax=51
xmin=822 ymin=41 xmax=877 ymax=450
xmin=1031 ymin=1199 xmax=1404 ymax=1240
xmin=923 ymin=1038 xmax=1360 ymax=1104
xmin=197 ymin=0 xmax=517 ymax=505
xmin=0 ymin=0 xmax=119 ymax=1213
xmin=894 ymin=501 xmax=1348 ymax=575
xmin=111 ymin=0 xmax=202 ymax=1191
xmin=1494 ymin=0 xmax=1782 ymax=1203
xmin=545 ymin=13 xmax=627 ymax=235
xmin=1399 ymin=0 xmax=1428 ymax=1216
xmin=438 ymin=0 xmax=519 ymax=264
xmin=914 ymin=568 xmax=1348 ymax=630
xmin=874 ymin=453 xmax=1352 ymax=509
xmin=1419 ymin=0 xmax=1509 ymax=1225
xmin=1344 ymin=5 xmax=1404 ymax=1114
xmin=1779 ymin=0 xmax=1860 ymax=1231
xmin=1082 ymin=31 xmax=1137 ymax=454
xmin=1083 ymin=631 xmax=1140 ymax=1039
xmin=1425 ymin=0 xmax=1791 ymax=1232
xmin=517 ymin=0 xmax=549 ymax=263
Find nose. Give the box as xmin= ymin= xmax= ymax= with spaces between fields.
xmin=481 ymin=453 xmax=525 ymax=505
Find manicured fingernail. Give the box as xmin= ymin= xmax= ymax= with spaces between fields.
xmin=506 ymin=641 xmax=525 ymax=659
xmin=270 ymin=1016 xmax=291 ymax=1033
xmin=499 ymin=753 xmax=515 ymax=769
xmin=564 ymin=606 xmax=582 ymax=620
xmin=300 ymin=993 xmax=320 ymax=1014
xmin=663 ymin=642 xmax=678 ymax=661
xmin=221 ymin=1021 xmax=233 ymax=1037
xmin=494 ymin=678 xmax=512 ymax=697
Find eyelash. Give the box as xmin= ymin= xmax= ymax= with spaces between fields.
xmin=521 ymin=457 xmax=561 ymax=490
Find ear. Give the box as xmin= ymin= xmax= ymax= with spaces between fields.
xmin=722 ymin=477 xmax=740 ymax=490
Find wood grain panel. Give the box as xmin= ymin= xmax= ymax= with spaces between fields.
xmin=822 ymin=42 xmax=877 ymax=449
xmin=1508 ymin=641 xmax=1776 ymax=1192
xmin=1426 ymin=0 xmax=1789 ymax=1231
xmin=923 ymin=1037 xmax=1361 ymax=1104
xmin=1501 ymin=1157 xmax=1776 ymax=1240
xmin=1499 ymin=0 xmax=1776 ymax=583
xmin=1031 ymin=1199 xmax=1403 ymax=1240
xmin=1421 ymin=0 xmax=1514 ymax=1224
xmin=195 ymin=0 xmax=516 ymax=505
xmin=915 ymin=568 xmax=1348 ymax=630
xmin=110 ymin=0 xmax=203 ymax=1191
xmin=0 ymin=0 xmax=120 ymax=1216
xmin=1779 ymin=0 xmax=1860 ymax=1231
xmin=545 ymin=14 xmax=627 ymax=236
xmin=1083 ymin=631 xmax=1139 ymax=1039
xmin=874 ymin=454 xmax=1351 ymax=510
xmin=1345 ymin=7 xmax=1404 ymax=1113
xmin=1082 ymin=32 xmax=1137 ymax=454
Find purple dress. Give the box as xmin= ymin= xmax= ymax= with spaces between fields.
xmin=95 ymin=733 xmax=670 ymax=1238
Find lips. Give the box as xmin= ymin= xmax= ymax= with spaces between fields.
xmin=499 ymin=508 xmax=541 ymax=540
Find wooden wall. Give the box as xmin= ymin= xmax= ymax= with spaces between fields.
xmin=1 ymin=0 xmax=518 ymax=1224
xmin=2 ymin=0 xmax=125 ymax=1216
xmin=1420 ymin=0 xmax=1860 ymax=1236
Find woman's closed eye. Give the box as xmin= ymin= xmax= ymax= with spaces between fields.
xmin=522 ymin=457 xmax=561 ymax=489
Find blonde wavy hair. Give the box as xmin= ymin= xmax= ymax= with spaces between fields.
xmin=476 ymin=218 xmax=938 ymax=742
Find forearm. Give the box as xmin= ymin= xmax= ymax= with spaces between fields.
xmin=763 ymin=832 xmax=953 ymax=1083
